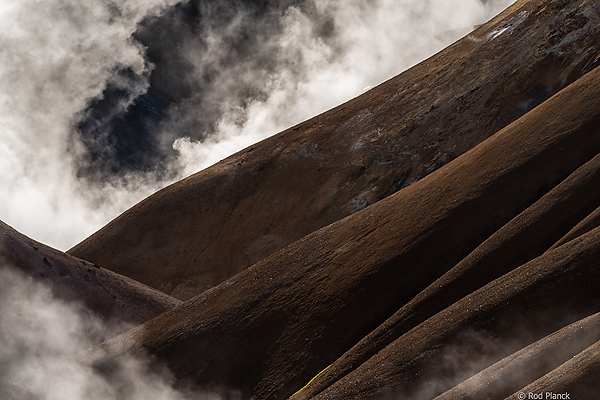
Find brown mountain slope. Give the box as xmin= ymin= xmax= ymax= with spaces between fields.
xmin=310 ymin=226 xmax=600 ymax=400
xmin=69 ymin=0 xmax=600 ymax=301
xmin=0 ymin=220 xmax=180 ymax=330
xmin=549 ymin=204 xmax=600 ymax=249
xmin=292 ymin=144 xmax=600 ymax=400
xmin=503 ymin=339 xmax=600 ymax=400
xmin=433 ymin=312 xmax=600 ymax=400
xmin=80 ymin=59 xmax=600 ymax=400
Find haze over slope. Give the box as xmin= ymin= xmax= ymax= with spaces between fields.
xmin=0 ymin=0 xmax=511 ymax=250
xmin=67 ymin=0 xmax=600 ymax=399
xmin=5 ymin=0 xmax=600 ymax=400
xmin=0 ymin=220 xmax=180 ymax=331
xmin=72 ymin=0 xmax=600 ymax=301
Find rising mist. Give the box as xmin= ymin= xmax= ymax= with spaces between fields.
xmin=0 ymin=266 xmax=234 ymax=400
xmin=0 ymin=0 xmax=513 ymax=250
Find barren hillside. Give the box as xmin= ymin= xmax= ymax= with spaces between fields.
xmin=6 ymin=0 xmax=600 ymax=399
xmin=76 ymin=1 xmax=600 ymax=396
xmin=0 ymin=221 xmax=180 ymax=329
xmin=70 ymin=0 xmax=600 ymax=301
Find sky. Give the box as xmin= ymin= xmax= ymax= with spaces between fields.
xmin=0 ymin=0 xmax=515 ymax=251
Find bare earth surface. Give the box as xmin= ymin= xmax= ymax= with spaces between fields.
xmin=0 ymin=221 xmax=181 ymax=330
xmin=69 ymin=0 xmax=600 ymax=302
xmin=9 ymin=0 xmax=600 ymax=399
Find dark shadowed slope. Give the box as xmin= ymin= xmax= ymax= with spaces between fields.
xmin=80 ymin=58 xmax=600 ymax=400
xmin=69 ymin=0 xmax=600 ymax=301
xmin=549 ymin=204 xmax=600 ymax=249
xmin=0 ymin=220 xmax=180 ymax=330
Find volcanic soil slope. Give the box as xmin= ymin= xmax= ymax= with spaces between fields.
xmin=20 ymin=0 xmax=600 ymax=399
xmin=0 ymin=220 xmax=181 ymax=330
xmin=0 ymin=221 xmax=182 ymax=400
xmin=69 ymin=0 xmax=600 ymax=301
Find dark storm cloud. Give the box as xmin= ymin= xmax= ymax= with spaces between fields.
xmin=73 ymin=0 xmax=337 ymax=180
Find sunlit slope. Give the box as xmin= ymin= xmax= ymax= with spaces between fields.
xmin=69 ymin=0 xmax=600 ymax=301
xmin=82 ymin=58 xmax=600 ymax=399
xmin=0 ymin=220 xmax=180 ymax=330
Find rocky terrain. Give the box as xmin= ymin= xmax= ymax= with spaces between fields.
xmin=4 ymin=0 xmax=600 ymax=399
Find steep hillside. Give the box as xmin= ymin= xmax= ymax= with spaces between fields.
xmin=432 ymin=312 xmax=600 ymax=400
xmin=69 ymin=0 xmax=600 ymax=301
xmin=80 ymin=58 xmax=600 ymax=400
xmin=0 ymin=221 xmax=180 ymax=330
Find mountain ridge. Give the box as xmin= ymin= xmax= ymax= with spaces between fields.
xmin=69 ymin=0 xmax=600 ymax=302
xmin=78 ymin=58 xmax=600 ymax=399
xmin=7 ymin=0 xmax=600 ymax=399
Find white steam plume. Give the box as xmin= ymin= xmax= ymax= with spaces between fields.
xmin=171 ymin=0 xmax=515 ymax=176
xmin=0 ymin=0 xmax=514 ymax=250
xmin=0 ymin=266 xmax=229 ymax=400
xmin=0 ymin=0 xmax=179 ymax=250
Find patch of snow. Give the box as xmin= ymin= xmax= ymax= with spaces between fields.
xmin=489 ymin=26 xmax=509 ymax=40
xmin=486 ymin=11 xmax=529 ymax=42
